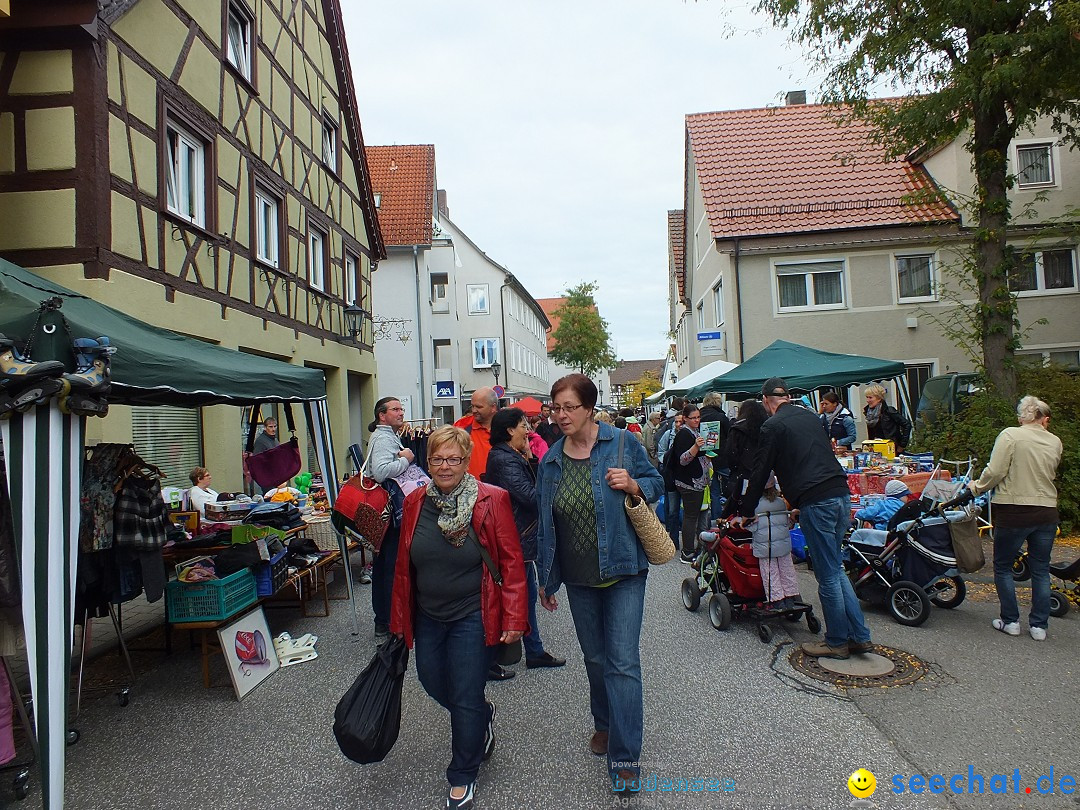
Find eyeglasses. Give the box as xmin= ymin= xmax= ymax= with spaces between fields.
xmin=429 ymin=457 xmax=466 ymax=468
xmin=550 ymin=404 xmax=585 ymax=414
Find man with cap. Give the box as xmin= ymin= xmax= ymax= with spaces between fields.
xmin=730 ymin=377 xmax=872 ymax=660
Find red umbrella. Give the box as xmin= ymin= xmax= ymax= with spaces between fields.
xmin=510 ymin=395 xmax=544 ymax=415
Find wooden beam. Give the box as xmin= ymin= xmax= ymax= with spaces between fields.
xmin=0 ymin=2 xmax=11 ymax=20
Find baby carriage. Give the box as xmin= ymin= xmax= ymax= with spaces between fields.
xmin=844 ymin=496 xmax=970 ymax=626
xmin=681 ymin=519 xmax=820 ymax=643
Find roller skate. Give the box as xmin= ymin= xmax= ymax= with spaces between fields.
xmin=58 ymin=336 xmax=115 ymax=417
xmin=0 ymin=333 xmax=67 ymax=418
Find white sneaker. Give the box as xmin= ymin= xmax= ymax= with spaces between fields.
xmin=1029 ymin=626 xmax=1047 ymax=641
xmin=992 ymin=618 xmax=1020 ymax=636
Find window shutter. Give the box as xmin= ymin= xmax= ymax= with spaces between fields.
xmin=130 ymin=406 xmax=203 ymax=487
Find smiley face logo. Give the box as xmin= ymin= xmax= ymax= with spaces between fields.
xmin=848 ymin=769 xmax=876 ymax=798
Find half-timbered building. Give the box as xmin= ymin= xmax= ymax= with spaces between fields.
xmin=0 ymin=0 xmax=384 ymax=485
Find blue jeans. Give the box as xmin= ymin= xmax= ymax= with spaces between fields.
xmin=414 ymin=609 xmax=494 ymax=786
xmin=565 ymin=573 xmax=647 ymax=780
xmin=371 ymin=524 xmax=400 ymax=629
xmin=523 ymin=561 xmax=546 ymax=659
xmin=993 ymin=524 xmax=1056 ymax=629
xmin=800 ymin=495 xmax=871 ymax=647
xmin=709 ymin=472 xmax=728 ymax=520
xmin=664 ymin=490 xmax=682 ymax=545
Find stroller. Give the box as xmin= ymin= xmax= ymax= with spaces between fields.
xmin=681 ymin=518 xmax=820 ymax=643
xmin=844 ymin=496 xmax=971 ymax=626
xmin=1012 ymin=551 xmax=1078 ymax=617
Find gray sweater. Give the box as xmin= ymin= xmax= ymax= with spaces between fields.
xmin=367 ymin=425 xmax=409 ymax=483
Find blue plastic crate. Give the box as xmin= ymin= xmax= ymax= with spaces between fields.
xmin=166 ymin=568 xmax=257 ymax=623
xmin=254 ymin=548 xmax=290 ymax=596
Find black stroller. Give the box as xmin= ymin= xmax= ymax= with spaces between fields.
xmin=843 ymin=499 xmax=969 ymax=626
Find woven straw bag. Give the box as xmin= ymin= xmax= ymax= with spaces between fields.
xmin=617 ymin=430 xmax=675 ymax=565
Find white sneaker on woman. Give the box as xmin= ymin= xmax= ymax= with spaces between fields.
xmin=1029 ymin=626 xmax=1047 ymax=641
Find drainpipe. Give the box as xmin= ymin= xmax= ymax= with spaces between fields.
xmin=499 ymin=278 xmax=510 ymax=396
xmin=733 ymin=238 xmax=745 ymax=362
xmin=413 ymin=245 xmax=427 ymax=416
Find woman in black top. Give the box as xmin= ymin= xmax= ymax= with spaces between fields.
xmin=720 ymin=400 xmax=769 ymax=518
xmin=863 ymin=384 xmax=911 ymax=452
xmin=485 ymin=408 xmax=565 ymax=669
xmin=666 ymin=404 xmax=708 ymax=562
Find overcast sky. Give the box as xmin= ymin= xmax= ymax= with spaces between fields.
xmin=341 ymin=0 xmax=821 ymax=361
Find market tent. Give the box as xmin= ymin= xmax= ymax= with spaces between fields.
xmin=510 ymin=395 xmax=544 ymax=415
xmin=0 ymin=259 xmax=356 ymax=810
xmin=684 ymin=339 xmax=907 ymax=400
xmin=662 ymin=359 xmax=739 ymax=397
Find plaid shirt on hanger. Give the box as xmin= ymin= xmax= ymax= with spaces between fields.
xmin=113 ymin=477 xmax=169 ymax=551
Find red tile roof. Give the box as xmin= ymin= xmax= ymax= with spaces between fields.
xmin=364 ymin=145 xmax=435 ymax=246
xmin=536 ymin=297 xmax=566 ymax=354
xmin=609 ymin=359 xmax=665 ymax=387
xmin=686 ymin=103 xmax=959 ymax=239
xmin=667 ymin=209 xmax=685 ymax=303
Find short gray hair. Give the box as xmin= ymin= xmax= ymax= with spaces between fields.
xmin=1017 ymin=395 xmax=1051 ymax=424
xmin=702 ymin=392 xmax=724 ymax=408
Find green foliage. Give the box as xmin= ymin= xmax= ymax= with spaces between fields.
xmin=915 ymin=365 xmax=1080 ymax=532
xmin=626 ymin=369 xmax=663 ymax=403
xmin=549 ymin=282 xmax=617 ymax=378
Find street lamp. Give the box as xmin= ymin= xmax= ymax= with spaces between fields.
xmin=344 ymin=301 xmax=370 ymax=342
xmin=490 ymin=362 xmax=501 ymax=387
xmin=598 ymin=383 xmax=604 ymax=406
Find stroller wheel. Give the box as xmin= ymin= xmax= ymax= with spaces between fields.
xmin=806 ymin=612 xmax=821 ymax=634
xmin=681 ymin=578 xmax=702 ymax=612
xmin=887 ymin=580 xmax=931 ymax=627
xmin=708 ymin=593 xmax=732 ymax=631
xmin=757 ymin=624 xmax=773 ymax=643
xmin=1012 ymin=555 xmax=1031 ymax=582
xmin=930 ymin=576 xmax=966 ymax=609
xmin=1049 ymin=590 xmax=1070 ymax=618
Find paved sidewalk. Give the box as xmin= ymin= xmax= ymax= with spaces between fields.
xmin=11 ymin=553 xmax=1076 ymax=810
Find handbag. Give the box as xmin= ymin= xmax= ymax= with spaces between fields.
xmin=245 ymin=404 xmax=302 ymax=489
xmin=947 ymin=507 xmax=985 ymax=573
xmin=333 ymin=635 xmax=410 ymax=764
xmin=617 ymin=430 xmax=676 ymax=565
xmin=332 ymin=451 xmax=391 ymax=552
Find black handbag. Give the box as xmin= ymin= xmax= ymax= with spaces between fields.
xmin=245 ymin=404 xmax=302 ymax=489
xmin=333 ymin=635 xmax=410 ymax=764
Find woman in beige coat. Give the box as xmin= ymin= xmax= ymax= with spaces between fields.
xmin=968 ymin=396 xmax=1062 ymax=641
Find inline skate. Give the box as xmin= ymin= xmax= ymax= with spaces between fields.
xmin=58 ymin=336 xmax=115 ymax=417
xmin=0 ymin=333 xmax=66 ymax=418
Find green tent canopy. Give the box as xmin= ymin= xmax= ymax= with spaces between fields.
xmin=0 ymin=259 xmax=326 ymax=406
xmin=684 ymin=339 xmax=907 ymax=400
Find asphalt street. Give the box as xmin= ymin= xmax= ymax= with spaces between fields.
xmin=53 ymin=551 xmax=1080 ymax=810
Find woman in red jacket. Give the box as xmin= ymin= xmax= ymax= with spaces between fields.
xmin=390 ymin=425 xmax=528 ymax=810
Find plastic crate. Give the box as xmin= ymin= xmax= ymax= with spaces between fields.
xmin=254 ymin=548 xmax=290 ymax=597
xmin=166 ymin=568 xmax=257 ymax=623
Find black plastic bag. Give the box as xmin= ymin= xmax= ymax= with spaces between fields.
xmin=333 ymin=635 xmax=409 ymax=763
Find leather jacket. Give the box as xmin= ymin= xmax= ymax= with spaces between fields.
xmin=484 ymin=443 xmax=539 ymax=561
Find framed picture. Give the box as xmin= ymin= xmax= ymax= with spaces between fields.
xmin=217 ymin=606 xmax=279 ymax=700
xmin=467 ymin=284 xmax=489 ymax=315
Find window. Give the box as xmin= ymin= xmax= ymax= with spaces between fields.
xmin=132 ymin=405 xmax=203 ymax=489
xmin=712 ymin=282 xmax=724 ymax=326
xmin=775 ymin=260 xmax=845 ymax=311
xmin=433 ymin=339 xmax=452 ymax=371
xmin=1018 ymin=348 xmax=1080 ymax=370
xmin=225 ymin=3 xmax=254 ymax=82
xmin=1015 ymin=143 xmax=1054 ymax=187
xmin=308 ymin=226 xmax=327 ymax=291
xmin=373 ymin=193 xmax=381 ymax=208
xmin=696 ymin=302 xmax=704 ymax=330
xmin=344 ymin=251 xmax=358 ymax=304
xmin=165 ymin=120 xmax=206 ymax=227
xmin=896 ymin=254 xmax=935 ymax=301
xmin=467 ymin=284 xmax=489 ymax=315
xmin=1013 ymin=248 xmax=1076 ymax=294
xmin=430 ymin=273 xmax=449 ymax=312
xmin=322 ymin=114 xmax=338 ymax=171
xmin=472 ymin=338 xmax=500 ymax=368
xmin=253 ymin=185 xmax=280 ymax=268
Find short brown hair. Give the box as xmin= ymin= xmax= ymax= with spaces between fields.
xmin=189 ymin=467 xmax=210 ymax=486
xmin=550 ymin=373 xmax=598 ymax=410
xmin=427 ymin=425 xmax=473 ymax=463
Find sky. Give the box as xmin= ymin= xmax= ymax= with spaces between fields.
xmin=341 ymin=0 xmax=822 ymax=361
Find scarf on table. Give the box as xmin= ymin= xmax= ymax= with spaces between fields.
xmin=864 ymin=403 xmax=882 ymax=427
xmin=425 ymin=473 xmax=479 ymax=547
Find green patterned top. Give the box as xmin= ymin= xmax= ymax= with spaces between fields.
xmin=553 ymin=454 xmax=602 ymax=586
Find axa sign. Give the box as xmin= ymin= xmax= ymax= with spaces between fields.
xmin=435 ymin=381 xmax=455 ymax=399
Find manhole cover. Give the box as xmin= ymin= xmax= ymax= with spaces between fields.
xmin=788 ymin=644 xmax=928 ymax=688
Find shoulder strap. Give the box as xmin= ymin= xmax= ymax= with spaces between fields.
xmin=282 ymin=403 xmax=297 ymax=435
xmin=617 ymin=427 xmax=625 ymax=468
xmin=466 ymin=515 xmax=503 ymax=586
xmin=246 ymin=404 xmax=261 ymax=453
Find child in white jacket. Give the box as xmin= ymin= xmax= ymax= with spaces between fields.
xmin=749 ymin=475 xmax=800 ymax=609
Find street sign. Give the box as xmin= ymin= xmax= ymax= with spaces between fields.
xmin=696 ymin=331 xmax=722 ymax=341
xmin=493 ymin=385 xmax=505 ymax=398
xmin=435 ymin=381 xmax=455 ymax=399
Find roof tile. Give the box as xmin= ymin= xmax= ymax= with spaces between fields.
xmin=364 ymin=145 xmax=435 ymax=246
xmin=686 ymin=103 xmax=958 ymax=239
xmin=667 ymin=209 xmax=685 ymax=302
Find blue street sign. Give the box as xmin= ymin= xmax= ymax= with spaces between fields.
xmin=435 ymin=381 xmax=455 ymax=398
xmin=696 ymin=331 xmax=722 ymax=341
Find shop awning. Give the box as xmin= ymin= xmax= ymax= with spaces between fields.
xmin=0 ymin=259 xmax=326 ymax=406
xmin=684 ymin=339 xmax=907 ymax=400
xmin=663 ymin=359 xmax=739 ymax=397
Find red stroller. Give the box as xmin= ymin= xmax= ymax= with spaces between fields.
xmin=680 ymin=521 xmax=820 ymax=643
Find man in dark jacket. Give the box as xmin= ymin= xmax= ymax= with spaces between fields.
xmin=732 ymin=377 xmax=871 ymax=660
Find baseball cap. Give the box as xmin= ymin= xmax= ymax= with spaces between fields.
xmin=761 ymin=377 xmax=789 ymax=397
xmin=884 ymin=480 xmax=911 ymax=498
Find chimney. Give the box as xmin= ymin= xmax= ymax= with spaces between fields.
xmin=784 ymin=90 xmax=807 ymax=106
xmin=437 ymin=189 xmax=449 ymax=218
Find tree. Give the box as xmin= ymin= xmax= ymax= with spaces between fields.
xmin=755 ymin=0 xmax=1080 ymax=402
xmin=626 ymin=369 xmax=663 ymax=404
xmin=549 ymin=282 xmax=617 ymax=378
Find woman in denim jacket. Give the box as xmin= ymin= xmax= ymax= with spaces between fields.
xmin=536 ymin=374 xmax=664 ymax=794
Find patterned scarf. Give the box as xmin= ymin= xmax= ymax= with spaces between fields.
xmin=425 ymin=473 xmax=479 ymax=547
xmin=865 ymin=403 xmax=882 ymax=427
